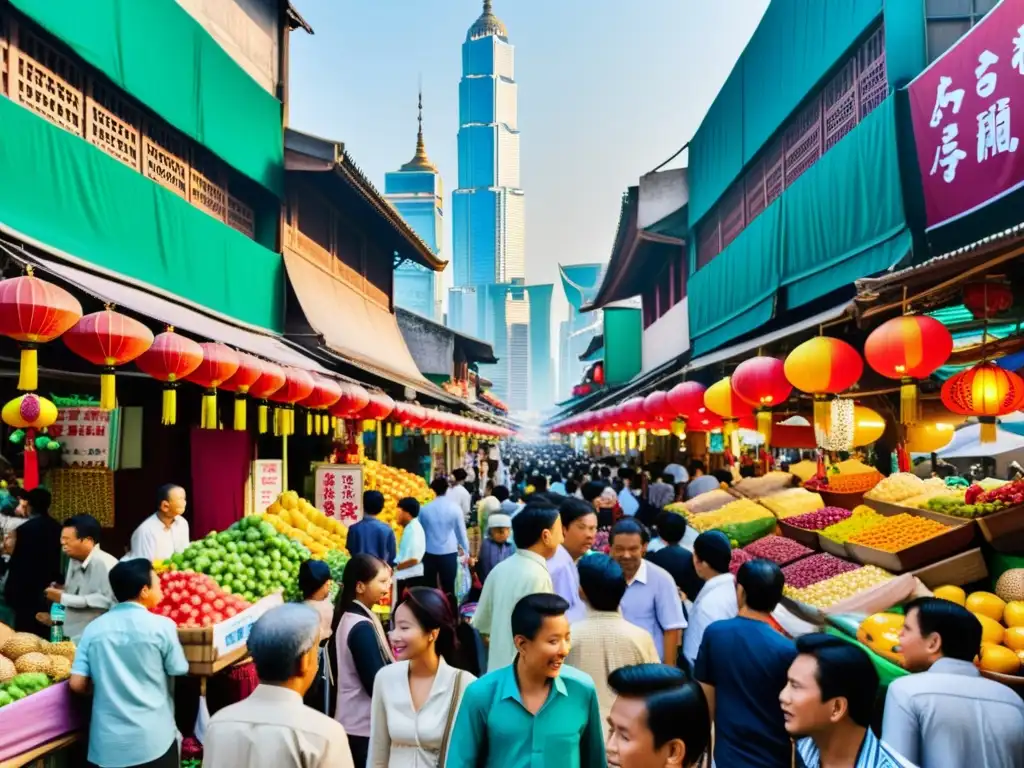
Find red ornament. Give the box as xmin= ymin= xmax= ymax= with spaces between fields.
xmin=618 ymin=397 xmax=647 ymax=428
xmin=300 ymin=374 xmax=343 ymax=435
xmin=246 ymin=360 xmax=286 ymax=435
xmin=643 ymin=391 xmax=672 ymax=421
xmin=63 ymin=309 xmax=154 ymax=410
xmin=666 ymin=381 xmax=707 ymax=419
xmin=330 ymin=382 xmax=371 ymax=419
xmin=732 ymin=357 xmax=792 ymax=408
xmin=185 ymin=343 xmax=241 ymax=430
xmin=865 ymin=315 xmax=953 ymax=424
xmin=268 ymin=367 xmax=315 ymax=436
xmin=219 ymin=354 xmax=265 ymax=432
xmin=0 ymin=268 xmax=83 ymax=391
xmin=592 ymin=363 xmax=605 ymax=386
xmin=941 ymin=362 xmax=1024 ymax=443
xmin=358 ymin=392 xmax=395 ymax=422
xmin=963 ymin=282 xmax=1014 ymax=319
xmin=136 ymin=328 xmax=204 ymax=425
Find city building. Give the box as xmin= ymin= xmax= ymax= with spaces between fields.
xmin=451 ymin=0 xmax=524 ymax=289
xmin=557 ymin=263 xmax=603 ymax=400
xmin=385 ymin=91 xmax=444 ymax=321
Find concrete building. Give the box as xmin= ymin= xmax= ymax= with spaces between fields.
xmin=385 ymin=92 xmax=444 ymax=321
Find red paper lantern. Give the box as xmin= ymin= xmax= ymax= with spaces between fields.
xmin=331 ymin=382 xmax=371 ymax=419
xmin=619 ymin=397 xmax=647 ymax=428
xmin=865 ymin=315 xmax=953 ymax=424
xmin=247 ymin=360 xmax=286 ymax=435
xmin=300 ymin=374 xmax=343 ymax=435
xmin=359 ymin=392 xmax=395 ymax=423
xmin=185 ymin=343 xmax=241 ymax=430
xmin=732 ymin=357 xmax=792 ymax=446
xmin=0 ymin=268 xmax=83 ymax=391
xmin=62 ymin=309 xmax=154 ymax=411
xmin=941 ymin=362 xmax=1024 ymax=442
xmin=963 ymin=282 xmax=1014 ymax=319
xmin=268 ymin=367 xmax=315 ymax=436
xmin=592 ymin=362 xmax=605 ymax=386
xmin=220 ymin=353 xmax=264 ymax=431
xmin=643 ymin=391 xmax=671 ymax=421
xmin=666 ymin=381 xmax=707 ymax=419
xmin=136 ymin=328 xmax=204 ymax=425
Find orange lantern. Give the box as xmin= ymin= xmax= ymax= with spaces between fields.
xmin=268 ymin=367 xmax=315 ymax=437
xmin=704 ymin=377 xmax=751 ymax=437
xmin=784 ymin=337 xmax=864 ymax=434
xmin=864 ymin=315 xmax=953 ymax=425
xmin=186 ymin=343 xmax=241 ymax=429
xmin=247 ymin=360 xmax=286 ymax=435
xmin=62 ymin=308 xmax=154 ymax=410
xmin=220 ymin=353 xmax=265 ymax=431
xmin=300 ymin=374 xmax=343 ymax=435
xmin=0 ymin=267 xmax=83 ymax=391
xmin=731 ymin=357 xmax=792 ymax=446
xmin=135 ymin=327 xmax=204 ymax=425
xmin=941 ymin=362 xmax=1024 ymax=443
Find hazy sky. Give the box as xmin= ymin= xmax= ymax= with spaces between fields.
xmin=288 ymin=0 xmax=769 ymax=348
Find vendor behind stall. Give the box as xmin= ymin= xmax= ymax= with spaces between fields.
xmin=125 ymin=484 xmax=189 ymax=563
xmin=49 ymin=514 xmax=119 ymax=642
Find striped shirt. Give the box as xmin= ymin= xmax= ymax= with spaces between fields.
xmin=797 ymin=729 xmax=915 ymax=767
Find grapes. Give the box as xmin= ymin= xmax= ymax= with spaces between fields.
xmin=784 ymin=507 xmax=852 ymax=531
xmin=743 ymin=535 xmax=814 ymax=565
xmin=782 ymin=553 xmax=860 ymax=589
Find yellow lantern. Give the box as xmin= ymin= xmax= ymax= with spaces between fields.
xmin=906 ymin=422 xmax=956 ymax=453
xmin=852 ymin=405 xmax=886 ymax=447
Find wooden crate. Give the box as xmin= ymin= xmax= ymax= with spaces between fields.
xmin=976 ymin=504 xmax=1024 ymax=552
xmin=911 ymin=547 xmax=988 ymax=590
xmin=845 ymin=522 xmax=976 ymax=573
xmin=777 ymin=519 xmax=823 ymax=551
xmin=817 ymin=532 xmax=848 ymax=557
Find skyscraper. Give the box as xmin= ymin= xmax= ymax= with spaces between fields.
xmin=385 ymin=92 xmax=443 ymax=321
xmin=452 ymin=0 xmax=524 ymax=288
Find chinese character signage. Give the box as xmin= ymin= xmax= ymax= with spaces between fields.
xmin=252 ymin=460 xmax=283 ymax=513
xmin=314 ymin=464 xmax=364 ymax=527
xmin=51 ymin=407 xmax=115 ymax=467
xmin=910 ymin=0 xmax=1024 ymax=230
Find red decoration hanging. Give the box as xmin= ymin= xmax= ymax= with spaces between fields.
xmin=185 ymin=343 xmax=241 ymax=430
xmin=246 ymin=360 xmax=286 ymax=435
xmin=592 ymin=362 xmax=605 ymax=386
xmin=940 ymin=362 xmax=1024 ymax=443
xmin=666 ymin=381 xmax=707 ymax=419
xmin=330 ymin=382 xmax=371 ymax=419
xmin=643 ymin=391 xmax=671 ymax=421
xmin=268 ymin=367 xmax=315 ymax=436
xmin=962 ymin=282 xmax=1014 ymax=320
xmin=358 ymin=391 xmax=395 ymax=423
xmin=864 ymin=315 xmax=953 ymax=425
xmin=732 ymin=357 xmax=792 ymax=446
xmin=62 ymin=308 xmax=154 ymax=410
xmin=220 ymin=353 xmax=264 ymax=431
xmin=618 ymin=397 xmax=647 ymax=428
xmin=0 ymin=267 xmax=83 ymax=391
xmin=136 ymin=328 xmax=204 ymax=425
xmin=300 ymin=374 xmax=343 ymax=435
xmin=784 ymin=336 xmax=863 ymax=437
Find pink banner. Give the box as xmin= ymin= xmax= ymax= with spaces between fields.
xmin=0 ymin=682 xmax=83 ymax=761
xmin=909 ymin=0 xmax=1024 ymax=229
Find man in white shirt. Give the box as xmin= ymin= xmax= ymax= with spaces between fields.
xmin=682 ymin=531 xmax=738 ymax=670
xmin=47 ymin=514 xmax=119 ymax=642
xmin=393 ymin=497 xmax=427 ymax=605
xmin=617 ymin=469 xmax=640 ymax=517
xmin=127 ymin=484 xmax=190 ymax=563
xmin=446 ymin=469 xmax=472 ymax=522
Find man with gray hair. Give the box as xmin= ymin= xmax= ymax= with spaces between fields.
xmin=202 ymin=604 xmax=354 ymax=767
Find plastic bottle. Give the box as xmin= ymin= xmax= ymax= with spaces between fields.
xmin=49 ymin=602 xmax=65 ymax=643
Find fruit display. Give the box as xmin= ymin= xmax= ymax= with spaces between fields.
xmin=168 ymin=516 xmax=311 ymax=602
xmin=152 ymin=571 xmax=252 ymax=628
xmin=0 ymin=673 xmax=51 ymax=707
xmin=759 ymin=488 xmax=826 ymax=519
xmin=743 ymin=535 xmax=813 ymax=565
xmin=0 ymin=632 xmax=76 ymax=704
xmin=976 ymin=479 xmax=1024 ymax=508
xmin=864 ymin=472 xmax=926 ymax=504
xmin=670 ymin=490 xmax=734 ymax=515
xmin=323 ymin=548 xmax=351 ymax=601
xmin=782 ymin=553 xmax=861 ymax=589
xmin=784 ymin=507 xmax=853 ymax=531
xmin=729 ymin=547 xmax=752 ymax=575
xmin=731 ymin=471 xmax=795 ymax=499
xmin=920 ymin=492 xmax=1006 ymax=519
xmin=684 ymin=498 xmax=777 ymax=546
xmin=804 ymin=471 xmax=882 ymax=494
xmin=820 ymin=506 xmax=886 ymax=544
xmin=847 ymin=513 xmax=951 ymax=553
xmin=788 ymin=460 xmax=819 ymax=483
xmin=857 ymin=613 xmax=904 ymax=665
xmin=932 ymin=585 xmax=1024 ymax=675
xmin=265 ymin=490 xmax=347 ymax=556
xmin=784 ymin=565 xmax=894 ymax=609
xmin=364 ymin=459 xmax=435 ymax=543
xmin=995 ymin=569 xmax=1024 ymax=603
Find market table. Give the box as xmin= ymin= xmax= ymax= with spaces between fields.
xmin=0 ymin=734 xmax=80 ymax=768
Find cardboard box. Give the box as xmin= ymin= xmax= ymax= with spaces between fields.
xmin=845 ymin=522 xmax=976 ymax=573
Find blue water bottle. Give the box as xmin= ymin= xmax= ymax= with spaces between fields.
xmin=49 ymin=602 xmax=65 ymax=643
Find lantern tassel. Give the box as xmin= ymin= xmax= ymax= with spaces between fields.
xmin=306 ymin=411 xmax=313 ymax=436
xmin=201 ymin=391 xmax=217 ymax=430
xmin=900 ymin=379 xmax=919 ymax=426
xmin=394 ymin=424 xmax=403 ymax=438
xmin=723 ymin=419 xmax=738 ymax=439
xmin=757 ymin=410 xmax=773 ymax=448
xmin=258 ymin=404 xmax=268 ymax=435
xmin=100 ymin=369 xmax=116 ymax=411
xmin=234 ymin=397 xmax=246 ymax=431
xmin=23 ymin=428 xmax=38 ymax=491
xmin=162 ymin=387 xmax=177 ymax=426
xmin=813 ymin=395 xmax=829 ymax=435
xmin=18 ymin=346 xmax=37 ymax=391
xmin=980 ymin=417 xmax=998 ymax=444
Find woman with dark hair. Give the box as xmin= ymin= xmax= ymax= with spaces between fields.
xmin=332 ymin=554 xmax=395 ymax=767
xmin=369 ymin=587 xmax=476 ymax=767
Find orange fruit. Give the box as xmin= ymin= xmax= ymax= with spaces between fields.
xmin=1005 ymin=627 xmax=1024 ymax=652
xmin=1004 ymin=601 xmax=1024 ymax=628
xmin=979 ymin=644 xmax=1021 ymax=675
xmin=966 ymin=591 xmax=1006 ymax=622
xmin=974 ymin=613 xmax=1005 ymax=646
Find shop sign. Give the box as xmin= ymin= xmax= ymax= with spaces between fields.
xmin=314 ymin=464 xmax=363 ymax=526
xmin=49 ymin=406 xmax=114 ymax=467
xmin=252 ymin=459 xmax=283 ymax=513
xmin=910 ymin=0 xmax=1024 ymax=229
xmin=212 ymin=592 xmax=283 ymax=655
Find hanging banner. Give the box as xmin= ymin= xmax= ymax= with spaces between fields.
xmin=909 ymin=0 xmax=1024 ymax=230
xmin=252 ymin=459 xmax=283 ymax=513
xmin=314 ymin=464 xmax=363 ymax=526
xmin=49 ymin=406 xmax=118 ymax=468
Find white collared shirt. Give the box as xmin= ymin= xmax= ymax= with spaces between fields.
xmin=683 ymin=572 xmax=738 ymax=668
xmin=62 ymin=544 xmax=119 ymax=642
xmin=620 ymin=560 xmax=687 ymax=661
xmin=125 ymin=513 xmax=189 ymax=563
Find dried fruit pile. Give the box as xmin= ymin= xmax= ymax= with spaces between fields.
xmin=782 ymin=553 xmax=861 ymax=589
xmin=847 ymin=513 xmax=950 ymax=553
xmin=684 ymin=499 xmax=777 ymax=546
xmin=785 ymin=566 xmax=894 ymax=609
xmin=820 ymin=506 xmax=885 ymax=544
xmin=784 ymin=507 xmax=852 ymax=531
xmin=729 ymin=548 xmax=753 ymax=575
xmin=864 ymin=473 xmax=926 ymax=504
xmin=759 ymin=489 xmax=826 ymax=519
xmin=743 ymin=535 xmax=813 ymax=565
xmin=804 ymin=471 xmax=882 ymax=493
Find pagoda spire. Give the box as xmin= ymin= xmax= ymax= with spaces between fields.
xmin=401 ymin=86 xmax=436 ymax=172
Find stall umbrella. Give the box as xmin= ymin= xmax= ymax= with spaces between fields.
xmin=135 ymin=327 xmax=204 ymax=426
xmin=62 ymin=307 xmax=154 ymax=411
xmin=246 ymin=360 xmax=286 ymax=435
xmin=185 ymin=343 xmax=240 ymax=429
xmin=2 ymin=393 xmax=57 ymax=489
xmin=219 ymin=353 xmax=264 ymax=431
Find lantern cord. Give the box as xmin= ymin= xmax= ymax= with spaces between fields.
xmin=234 ymin=397 xmax=247 ymax=431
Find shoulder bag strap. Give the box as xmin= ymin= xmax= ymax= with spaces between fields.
xmin=437 ymin=670 xmax=464 ymax=766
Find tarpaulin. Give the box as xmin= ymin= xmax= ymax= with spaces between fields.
xmin=10 ymin=0 xmax=284 ymax=195
xmin=0 ymin=96 xmax=284 ymax=331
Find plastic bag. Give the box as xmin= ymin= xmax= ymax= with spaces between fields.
xmin=455 ymin=556 xmax=472 ymax=605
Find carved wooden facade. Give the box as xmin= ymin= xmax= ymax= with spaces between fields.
xmin=696 ymin=24 xmax=888 ymax=269
xmin=0 ymin=9 xmax=257 ymax=239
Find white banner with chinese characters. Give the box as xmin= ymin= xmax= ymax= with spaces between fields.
xmin=314 ymin=464 xmax=364 ymax=527
xmin=252 ymin=459 xmax=283 ymax=513
xmin=50 ymin=405 xmax=117 ymax=468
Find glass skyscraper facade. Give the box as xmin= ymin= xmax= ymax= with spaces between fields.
xmin=385 ymin=94 xmax=443 ymax=321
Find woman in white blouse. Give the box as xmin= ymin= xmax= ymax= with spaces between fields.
xmin=369 ymin=588 xmax=475 ymax=767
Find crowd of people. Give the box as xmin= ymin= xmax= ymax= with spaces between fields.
xmin=6 ymin=443 xmax=1024 ymax=767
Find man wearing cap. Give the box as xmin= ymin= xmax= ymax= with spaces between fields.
xmin=476 ymin=513 xmax=514 ymax=585
xmin=682 ymin=530 xmax=738 ymax=671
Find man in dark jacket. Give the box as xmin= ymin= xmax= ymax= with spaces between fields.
xmin=4 ymin=488 xmax=62 ymax=636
